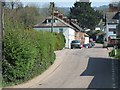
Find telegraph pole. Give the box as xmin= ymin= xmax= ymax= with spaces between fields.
xmin=50 ymin=2 xmax=54 ymax=33
xmin=0 ymin=1 xmax=3 ymax=87
xmin=0 ymin=1 xmax=3 ymax=61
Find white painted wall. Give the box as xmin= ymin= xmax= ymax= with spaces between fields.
xmin=68 ymin=28 xmax=75 ymax=48
xmin=106 ymin=24 xmax=117 ymax=41
xmin=85 ymin=37 xmax=89 ymax=44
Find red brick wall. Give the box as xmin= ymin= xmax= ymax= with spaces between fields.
xmin=75 ymin=32 xmax=84 ymax=45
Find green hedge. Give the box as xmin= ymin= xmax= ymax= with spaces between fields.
xmin=115 ymin=49 xmax=120 ymax=59
xmin=109 ymin=49 xmax=120 ymax=59
xmin=2 ymin=28 xmax=65 ymax=86
xmin=54 ymin=33 xmax=65 ymax=50
xmin=109 ymin=49 xmax=115 ymax=57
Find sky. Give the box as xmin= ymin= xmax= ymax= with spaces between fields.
xmin=5 ymin=0 xmax=120 ymax=7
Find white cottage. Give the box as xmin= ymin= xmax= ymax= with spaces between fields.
xmin=33 ymin=16 xmax=76 ymax=49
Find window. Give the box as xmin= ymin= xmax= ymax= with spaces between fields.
xmin=109 ymin=28 xmax=116 ymax=34
xmin=109 ymin=28 xmax=116 ymax=32
xmin=48 ymin=19 xmax=51 ymax=23
xmin=43 ymin=20 xmax=47 ymax=23
xmin=59 ymin=28 xmax=63 ymax=33
xmin=113 ymin=31 xmax=116 ymax=34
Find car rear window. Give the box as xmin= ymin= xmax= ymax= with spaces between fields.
xmin=72 ymin=40 xmax=80 ymax=43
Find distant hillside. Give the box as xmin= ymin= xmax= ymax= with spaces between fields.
xmin=94 ymin=5 xmax=109 ymax=12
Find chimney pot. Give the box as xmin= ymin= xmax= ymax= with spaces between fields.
xmin=71 ymin=19 xmax=78 ymax=24
xmin=63 ymin=16 xmax=67 ymax=22
xmin=53 ymin=10 xmax=59 ymax=17
xmin=58 ymin=14 xmax=63 ymax=19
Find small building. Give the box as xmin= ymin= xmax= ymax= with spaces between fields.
xmin=103 ymin=12 xmax=118 ymax=46
xmin=33 ymin=10 xmax=85 ymax=49
xmin=112 ymin=12 xmax=120 ymax=37
xmin=34 ymin=16 xmax=75 ymax=49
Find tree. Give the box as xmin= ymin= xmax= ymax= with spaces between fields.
xmin=4 ymin=4 xmax=42 ymax=28
xmin=69 ymin=2 xmax=102 ymax=30
xmin=4 ymin=0 xmax=23 ymax=9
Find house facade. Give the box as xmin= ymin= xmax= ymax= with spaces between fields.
xmin=103 ymin=11 xmax=118 ymax=46
xmin=104 ymin=23 xmax=118 ymax=45
xmin=34 ymin=16 xmax=76 ymax=49
xmin=33 ymin=11 xmax=85 ymax=49
xmin=112 ymin=12 xmax=120 ymax=38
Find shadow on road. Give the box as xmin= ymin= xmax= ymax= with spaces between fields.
xmin=80 ymin=57 xmax=118 ymax=88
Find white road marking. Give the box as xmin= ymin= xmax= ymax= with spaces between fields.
xmin=111 ymin=60 xmax=116 ymax=88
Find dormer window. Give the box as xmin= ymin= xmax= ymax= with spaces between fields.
xmin=48 ymin=19 xmax=51 ymax=23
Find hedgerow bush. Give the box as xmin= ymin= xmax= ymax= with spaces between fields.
xmin=3 ymin=27 xmax=65 ymax=86
xmin=54 ymin=33 xmax=65 ymax=50
xmin=109 ymin=49 xmax=120 ymax=59
xmin=115 ymin=49 xmax=120 ymax=59
xmin=109 ymin=49 xmax=115 ymax=57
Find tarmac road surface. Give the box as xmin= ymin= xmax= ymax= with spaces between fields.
xmin=30 ymin=44 xmax=118 ymax=88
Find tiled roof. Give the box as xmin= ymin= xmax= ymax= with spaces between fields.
xmin=106 ymin=12 xmax=118 ymax=23
xmin=34 ymin=15 xmax=84 ymax=32
xmin=34 ymin=16 xmax=75 ymax=29
xmin=70 ymin=22 xmax=84 ymax=32
xmin=112 ymin=12 xmax=120 ymax=20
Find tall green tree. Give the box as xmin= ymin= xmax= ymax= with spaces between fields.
xmin=4 ymin=4 xmax=42 ymax=28
xmin=69 ymin=2 xmax=101 ymax=30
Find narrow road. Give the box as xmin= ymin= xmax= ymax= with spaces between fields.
xmin=30 ymin=44 xmax=118 ymax=88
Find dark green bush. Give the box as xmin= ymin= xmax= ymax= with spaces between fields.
xmin=54 ymin=33 xmax=65 ymax=50
xmin=2 ymin=27 xmax=65 ymax=86
xmin=115 ymin=49 xmax=120 ymax=59
xmin=109 ymin=49 xmax=120 ymax=59
xmin=109 ymin=49 xmax=115 ymax=57
xmin=3 ymin=7 xmax=65 ymax=87
xmin=3 ymin=29 xmax=38 ymax=85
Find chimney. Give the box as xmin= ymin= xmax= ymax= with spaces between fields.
xmin=74 ymin=19 xmax=78 ymax=24
xmin=71 ymin=19 xmax=78 ymax=24
xmin=109 ymin=3 xmax=119 ymax=12
xmin=53 ymin=10 xmax=59 ymax=17
xmin=58 ymin=14 xmax=63 ymax=20
xmin=63 ymin=16 xmax=67 ymax=22
xmin=66 ymin=19 xmax=70 ymax=24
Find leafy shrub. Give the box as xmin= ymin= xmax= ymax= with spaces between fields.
xmin=115 ymin=49 xmax=120 ymax=59
xmin=2 ymin=28 xmax=65 ymax=86
xmin=109 ymin=49 xmax=115 ymax=57
xmin=54 ymin=33 xmax=65 ymax=50
xmin=3 ymin=29 xmax=37 ymax=85
xmin=3 ymin=7 xmax=65 ymax=87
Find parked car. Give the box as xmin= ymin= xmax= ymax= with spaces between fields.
xmin=89 ymin=42 xmax=95 ymax=47
xmin=83 ymin=42 xmax=94 ymax=48
xmin=83 ymin=44 xmax=89 ymax=48
xmin=71 ymin=40 xmax=81 ymax=49
xmin=88 ymin=43 xmax=93 ymax=48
